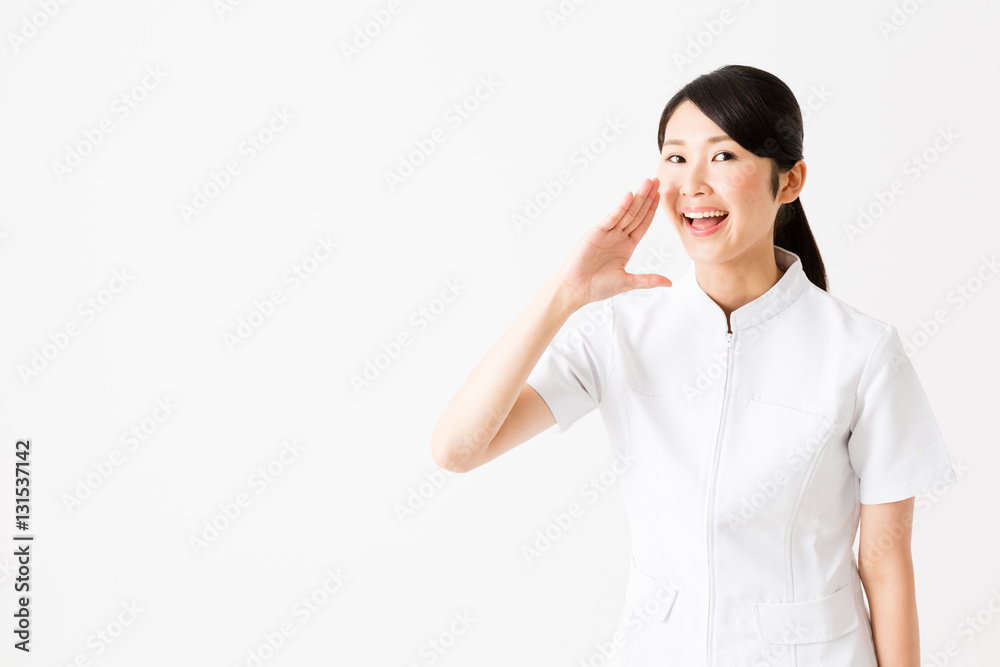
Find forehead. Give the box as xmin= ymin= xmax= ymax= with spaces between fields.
xmin=662 ymin=100 xmax=730 ymax=147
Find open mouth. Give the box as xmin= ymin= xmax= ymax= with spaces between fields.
xmin=684 ymin=212 xmax=729 ymax=230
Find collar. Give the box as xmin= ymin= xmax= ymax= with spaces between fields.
xmin=675 ymin=245 xmax=809 ymax=332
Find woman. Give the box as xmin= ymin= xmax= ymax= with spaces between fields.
xmin=429 ymin=64 xmax=956 ymax=666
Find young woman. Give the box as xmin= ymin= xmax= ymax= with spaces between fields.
xmin=430 ymin=64 xmax=956 ymax=666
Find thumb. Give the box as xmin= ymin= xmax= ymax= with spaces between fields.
xmin=623 ymin=272 xmax=672 ymax=292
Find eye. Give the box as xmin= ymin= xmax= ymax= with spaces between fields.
xmin=664 ymin=151 xmax=736 ymax=163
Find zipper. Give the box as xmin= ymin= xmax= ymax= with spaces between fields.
xmin=706 ymin=329 xmax=735 ymax=664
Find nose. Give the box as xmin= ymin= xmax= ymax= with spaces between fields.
xmin=680 ymin=160 xmax=712 ymax=198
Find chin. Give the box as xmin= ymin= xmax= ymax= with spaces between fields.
xmin=679 ymin=232 xmax=726 ymax=256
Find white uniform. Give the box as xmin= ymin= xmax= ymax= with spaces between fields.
xmin=526 ymin=245 xmax=958 ymax=666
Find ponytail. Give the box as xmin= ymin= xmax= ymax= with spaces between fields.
xmin=774 ymin=197 xmax=828 ymax=292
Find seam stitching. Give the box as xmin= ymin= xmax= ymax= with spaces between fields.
xmin=850 ymin=324 xmax=892 ymax=433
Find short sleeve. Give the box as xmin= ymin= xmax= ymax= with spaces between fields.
xmin=847 ymin=324 xmax=958 ymax=504
xmin=525 ymin=297 xmax=618 ymax=434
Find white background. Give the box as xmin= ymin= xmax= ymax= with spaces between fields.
xmin=1 ymin=0 xmax=998 ymax=665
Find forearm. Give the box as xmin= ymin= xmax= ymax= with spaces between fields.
xmin=430 ymin=273 xmax=579 ymax=471
xmin=860 ymin=557 xmax=920 ymax=667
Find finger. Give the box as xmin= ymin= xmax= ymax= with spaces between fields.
xmin=624 ymin=271 xmax=672 ymax=292
xmin=620 ymin=178 xmax=653 ymax=229
xmin=624 ymin=187 xmax=659 ymax=237
xmin=626 ymin=196 xmax=657 ymax=245
xmin=627 ymin=178 xmax=659 ymax=230
xmin=623 ymin=187 xmax=658 ymax=236
xmin=597 ymin=190 xmax=634 ymax=231
xmin=632 ymin=273 xmax=674 ymax=289
xmin=621 ymin=178 xmax=658 ymax=235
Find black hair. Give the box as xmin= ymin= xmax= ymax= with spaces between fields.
xmin=657 ymin=64 xmax=829 ymax=291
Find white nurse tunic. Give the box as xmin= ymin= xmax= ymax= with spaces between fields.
xmin=526 ymin=245 xmax=958 ymax=666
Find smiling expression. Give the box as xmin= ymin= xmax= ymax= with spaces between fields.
xmin=656 ymin=100 xmax=802 ymax=265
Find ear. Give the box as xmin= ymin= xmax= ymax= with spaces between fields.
xmin=778 ymin=160 xmax=806 ymax=204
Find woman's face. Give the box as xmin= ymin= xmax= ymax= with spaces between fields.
xmin=655 ymin=100 xmax=801 ymax=267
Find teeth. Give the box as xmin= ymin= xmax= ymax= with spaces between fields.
xmin=685 ymin=210 xmax=728 ymax=219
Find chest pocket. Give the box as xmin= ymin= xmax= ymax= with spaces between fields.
xmin=743 ymin=392 xmax=840 ymax=463
xmin=712 ymin=391 xmax=845 ymax=527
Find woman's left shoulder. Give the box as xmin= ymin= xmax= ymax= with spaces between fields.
xmin=797 ymin=285 xmax=892 ymax=346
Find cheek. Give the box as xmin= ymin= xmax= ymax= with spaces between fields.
xmin=727 ymin=163 xmax=767 ymax=196
xmin=655 ymin=171 xmax=682 ymax=207
xmin=659 ymin=188 xmax=681 ymax=215
xmin=716 ymin=170 xmax=750 ymax=198
xmin=718 ymin=168 xmax=773 ymax=213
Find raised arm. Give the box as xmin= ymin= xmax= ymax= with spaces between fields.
xmin=429 ymin=177 xmax=669 ymax=473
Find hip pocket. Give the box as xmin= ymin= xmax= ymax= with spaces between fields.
xmin=617 ymin=556 xmax=680 ymax=666
xmin=751 ymin=582 xmax=859 ymax=644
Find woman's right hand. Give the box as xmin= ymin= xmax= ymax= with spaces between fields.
xmin=554 ymin=177 xmax=672 ymax=309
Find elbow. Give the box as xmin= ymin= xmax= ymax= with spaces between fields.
xmin=859 ymin=548 xmax=914 ymax=588
xmin=430 ymin=438 xmax=472 ymax=474
xmin=431 ymin=419 xmax=491 ymax=473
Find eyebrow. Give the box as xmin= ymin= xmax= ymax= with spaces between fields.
xmin=661 ymin=134 xmax=733 ymax=147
